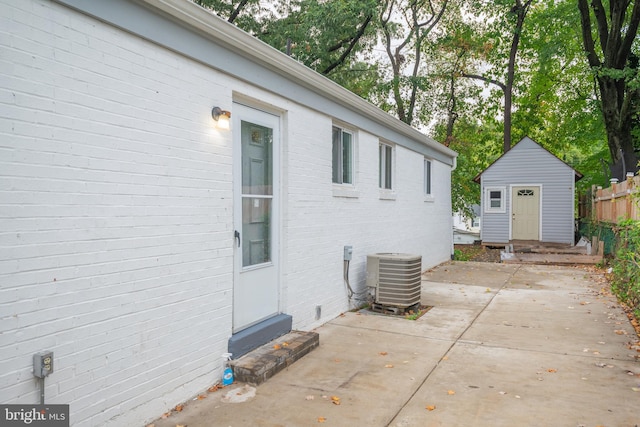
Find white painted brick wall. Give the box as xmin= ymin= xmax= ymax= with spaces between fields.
xmin=283 ymin=111 xmax=453 ymax=330
xmin=1 ymin=1 xmax=235 ymax=426
xmin=1 ymin=0 xmax=454 ymax=425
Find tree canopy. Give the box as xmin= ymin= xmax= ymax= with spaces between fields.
xmin=193 ymin=0 xmax=639 ymax=217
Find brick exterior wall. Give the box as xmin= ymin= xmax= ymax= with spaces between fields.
xmin=0 ymin=1 xmax=453 ymax=425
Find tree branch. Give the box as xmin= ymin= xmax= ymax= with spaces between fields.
xmin=322 ymin=14 xmax=373 ymax=75
xmin=462 ymin=73 xmax=507 ymax=92
xmin=228 ymin=0 xmax=249 ymax=23
xmin=577 ymin=0 xmax=602 ymax=68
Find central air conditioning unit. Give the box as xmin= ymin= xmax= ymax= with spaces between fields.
xmin=366 ymin=253 xmax=422 ymax=308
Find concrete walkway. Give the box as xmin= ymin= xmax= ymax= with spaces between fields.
xmin=151 ymin=262 xmax=640 ymax=427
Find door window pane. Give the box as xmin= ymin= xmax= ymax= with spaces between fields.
xmin=242 ymin=122 xmax=272 ymax=196
xmin=241 ymin=120 xmax=273 ymax=267
xmin=242 ymin=197 xmax=271 ymax=267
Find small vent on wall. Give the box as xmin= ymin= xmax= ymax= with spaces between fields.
xmin=366 ymin=253 xmax=422 ymax=308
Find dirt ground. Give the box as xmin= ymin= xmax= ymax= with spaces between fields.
xmin=454 ymin=244 xmax=502 ymax=262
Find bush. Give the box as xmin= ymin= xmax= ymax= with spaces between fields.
xmin=610 ymin=220 xmax=640 ymax=317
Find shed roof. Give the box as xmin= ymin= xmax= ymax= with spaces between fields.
xmin=473 ymin=137 xmax=583 ymax=183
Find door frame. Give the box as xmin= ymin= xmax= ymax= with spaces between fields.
xmin=232 ymin=101 xmax=282 ymax=333
xmin=509 ymin=184 xmax=542 ymax=241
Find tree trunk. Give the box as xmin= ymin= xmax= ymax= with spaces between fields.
xmin=578 ymin=0 xmax=640 ymax=179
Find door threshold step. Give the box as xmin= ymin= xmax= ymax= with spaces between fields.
xmin=229 ymin=330 xmax=319 ymax=386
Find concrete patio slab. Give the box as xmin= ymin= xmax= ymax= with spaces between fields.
xmin=150 ymin=261 xmax=640 ymax=427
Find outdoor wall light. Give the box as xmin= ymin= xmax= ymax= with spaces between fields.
xmin=212 ymin=107 xmax=231 ymax=130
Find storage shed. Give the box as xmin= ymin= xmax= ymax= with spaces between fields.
xmin=474 ymin=137 xmax=582 ymax=245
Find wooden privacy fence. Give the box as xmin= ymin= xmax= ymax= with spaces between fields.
xmin=587 ymin=175 xmax=640 ymax=223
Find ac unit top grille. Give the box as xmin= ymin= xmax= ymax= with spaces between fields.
xmin=366 ymin=253 xmax=422 ymax=308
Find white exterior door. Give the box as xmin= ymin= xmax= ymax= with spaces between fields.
xmin=233 ymin=104 xmax=280 ymax=332
xmin=511 ymin=186 xmax=540 ymax=240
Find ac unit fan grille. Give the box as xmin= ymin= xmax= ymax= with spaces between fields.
xmin=367 ymin=254 xmax=422 ymax=307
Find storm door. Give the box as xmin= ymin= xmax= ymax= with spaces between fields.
xmin=233 ymin=104 xmax=280 ymax=332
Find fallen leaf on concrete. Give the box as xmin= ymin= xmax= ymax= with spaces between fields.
xmin=273 ymin=344 xmax=281 ymax=349
xmin=442 ymin=355 xmax=449 ymax=361
xmin=547 ymin=368 xmax=557 ymax=373
xmin=161 ymin=412 xmax=170 ymax=419
xmin=176 ymin=424 xmax=187 ymax=427
xmin=499 ymin=391 xmax=507 ymax=395
xmin=174 ymin=405 xmax=184 ymax=412
xmin=426 ymin=405 xmax=436 ymax=411
xmin=615 ymin=329 xmax=627 ymax=335
xmin=318 ymin=416 xmax=327 ymax=423
xmin=331 ymin=396 xmax=341 ymax=405
xmin=632 ymin=387 xmax=640 ymax=392
xmin=146 ymin=424 xmax=155 ymax=427
xmin=379 ymin=351 xmax=388 ymax=356
xmin=305 ymin=395 xmax=315 ymax=400
xmin=208 ymin=385 xmax=221 ymax=393
xmin=196 ymin=394 xmax=207 ymax=400
xmin=385 ymin=364 xmax=394 ymax=368
xmin=447 ymin=390 xmax=456 ymax=395
xmin=334 ymin=359 xmax=341 ymax=363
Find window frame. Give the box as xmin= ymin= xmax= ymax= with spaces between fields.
xmin=332 ymin=125 xmax=354 ymax=185
xmin=424 ymin=158 xmax=432 ymax=197
xmin=484 ymin=187 xmax=506 ymax=213
xmin=379 ymin=142 xmax=393 ymax=190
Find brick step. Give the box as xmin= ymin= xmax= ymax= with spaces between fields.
xmin=229 ymin=330 xmax=319 ymax=385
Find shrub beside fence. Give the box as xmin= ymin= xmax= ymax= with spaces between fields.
xmin=580 ymin=175 xmax=640 ymax=317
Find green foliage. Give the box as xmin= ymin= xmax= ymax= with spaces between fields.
xmin=579 ymin=219 xmax=616 ymax=255
xmin=453 ymin=248 xmax=467 ymax=261
xmin=610 ymin=220 xmax=640 ymax=316
xmin=258 ymin=0 xmax=381 ymax=77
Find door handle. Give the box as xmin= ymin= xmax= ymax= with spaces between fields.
xmin=234 ymin=230 xmax=241 ymax=247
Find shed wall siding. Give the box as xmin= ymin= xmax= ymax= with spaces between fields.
xmin=481 ymin=139 xmax=575 ymax=244
xmin=0 ymin=1 xmax=453 ymax=426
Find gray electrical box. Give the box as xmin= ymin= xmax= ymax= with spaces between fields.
xmin=33 ymin=352 xmax=53 ymax=378
xmin=343 ymin=245 xmax=353 ymax=261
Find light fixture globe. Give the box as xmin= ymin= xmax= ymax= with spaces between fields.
xmin=212 ymin=106 xmax=231 ymax=130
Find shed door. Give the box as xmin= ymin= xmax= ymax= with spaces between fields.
xmin=511 ymin=186 xmax=540 ymax=240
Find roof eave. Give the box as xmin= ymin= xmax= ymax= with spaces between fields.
xmin=140 ymin=0 xmax=456 ymax=160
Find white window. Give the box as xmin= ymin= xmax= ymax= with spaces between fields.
xmin=332 ymin=126 xmax=353 ymax=184
xmin=485 ymin=187 xmax=506 ymax=213
xmin=424 ymin=158 xmax=432 ymax=196
xmin=379 ymin=143 xmax=393 ymax=190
